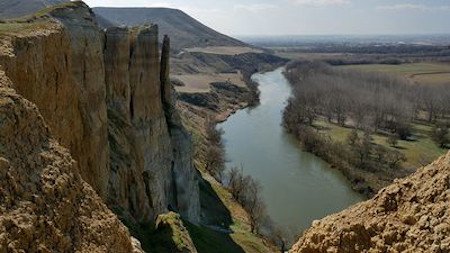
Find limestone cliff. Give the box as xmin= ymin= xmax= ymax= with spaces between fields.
xmin=0 ymin=72 xmax=143 ymax=252
xmin=0 ymin=3 xmax=109 ymax=199
xmin=0 ymin=0 xmax=199 ymax=232
xmin=290 ymin=151 xmax=450 ymax=253
xmin=104 ymin=26 xmax=199 ymax=223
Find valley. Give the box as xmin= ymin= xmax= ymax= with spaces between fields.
xmin=219 ymin=68 xmax=364 ymax=237
xmin=0 ymin=1 xmax=449 ymax=253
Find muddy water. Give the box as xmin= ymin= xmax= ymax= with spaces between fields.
xmin=219 ymin=68 xmax=365 ymax=235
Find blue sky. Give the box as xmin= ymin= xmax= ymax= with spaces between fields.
xmin=84 ymin=0 xmax=450 ymax=36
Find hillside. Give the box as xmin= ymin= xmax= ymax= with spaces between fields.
xmin=93 ymin=7 xmax=247 ymax=50
xmin=290 ymin=151 xmax=450 ymax=253
xmin=0 ymin=0 xmax=68 ymax=19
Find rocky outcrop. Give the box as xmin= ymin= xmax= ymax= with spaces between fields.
xmin=105 ymin=24 xmax=173 ymax=222
xmin=155 ymin=212 xmax=198 ymax=253
xmin=104 ymin=26 xmax=199 ymax=224
xmin=0 ymin=0 xmax=199 ymax=231
xmin=290 ymin=151 xmax=450 ymax=253
xmin=0 ymin=74 xmax=143 ymax=252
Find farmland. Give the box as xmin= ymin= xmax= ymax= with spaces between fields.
xmin=338 ymin=63 xmax=450 ymax=86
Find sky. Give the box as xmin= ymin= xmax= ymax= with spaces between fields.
xmin=83 ymin=0 xmax=450 ymax=36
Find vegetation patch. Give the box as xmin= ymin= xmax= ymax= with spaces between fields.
xmin=283 ymin=61 xmax=449 ymax=195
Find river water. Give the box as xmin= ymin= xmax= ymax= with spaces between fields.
xmin=219 ymin=68 xmax=365 ymax=235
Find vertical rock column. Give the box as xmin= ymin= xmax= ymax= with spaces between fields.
xmin=160 ymin=34 xmax=201 ymax=224
xmin=130 ymin=25 xmax=173 ymax=220
xmin=105 ymin=26 xmax=174 ymax=222
xmin=105 ymin=27 xmax=153 ymax=222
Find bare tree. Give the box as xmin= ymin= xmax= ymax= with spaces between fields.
xmin=432 ymin=122 xmax=449 ymax=148
xmin=227 ymin=167 xmax=267 ymax=234
xmin=205 ymin=121 xmax=226 ymax=180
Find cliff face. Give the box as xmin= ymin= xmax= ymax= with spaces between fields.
xmin=0 ymin=5 xmax=109 ymax=199
xmin=290 ymin=151 xmax=450 ymax=253
xmin=0 ymin=1 xmax=199 ymax=230
xmin=104 ymin=26 xmax=199 ymax=223
xmin=0 ymin=73 xmax=143 ymax=252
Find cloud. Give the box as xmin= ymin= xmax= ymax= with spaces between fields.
xmin=234 ymin=4 xmax=277 ymax=12
xmin=288 ymin=0 xmax=350 ymax=7
xmin=377 ymin=4 xmax=450 ymax=11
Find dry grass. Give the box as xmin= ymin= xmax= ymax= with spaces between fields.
xmin=339 ymin=63 xmax=450 ymax=86
xmin=173 ymin=72 xmax=246 ymax=93
xmin=185 ymin=46 xmax=263 ymax=55
xmin=273 ymin=50 xmax=346 ymax=60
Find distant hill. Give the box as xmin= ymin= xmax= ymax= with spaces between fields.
xmin=0 ymin=0 xmax=68 ymax=19
xmin=93 ymin=7 xmax=247 ymax=50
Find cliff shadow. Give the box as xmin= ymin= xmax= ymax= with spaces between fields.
xmin=185 ymin=176 xmax=244 ymax=253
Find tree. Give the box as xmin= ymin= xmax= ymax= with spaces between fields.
xmin=228 ymin=167 xmax=246 ymax=202
xmin=432 ymin=122 xmax=449 ymax=148
xmin=347 ymin=129 xmax=359 ymax=146
xmin=243 ymin=179 xmax=266 ymax=234
xmin=352 ymin=131 xmax=372 ymax=168
xmin=205 ymin=121 xmax=226 ymax=181
xmin=386 ymin=151 xmax=406 ymax=170
xmin=227 ymin=167 xmax=266 ymax=234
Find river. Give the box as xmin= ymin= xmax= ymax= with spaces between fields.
xmin=218 ymin=67 xmax=365 ymax=235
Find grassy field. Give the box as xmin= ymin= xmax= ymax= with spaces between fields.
xmin=173 ymin=72 xmax=246 ymax=93
xmin=315 ymin=119 xmax=447 ymax=169
xmin=338 ymin=63 xmax=450 ymax=86
xmin=185 ymin=46 xmax=263 ymax=55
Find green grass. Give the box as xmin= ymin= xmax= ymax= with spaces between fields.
xmin=338 ymin=63 xmax=450 ymax=85
xmin=185 ymin=222 xmax=245 ymax=253
xmin=315 ymin=119 xmax=448 ymax=169
xmin=196 ymin=170 xmax=276 ymax=253
xmin=118 ymin=212 xmax=196 ymax=253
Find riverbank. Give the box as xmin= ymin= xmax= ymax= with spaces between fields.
xmin=219 ymin=68 xmax=364 ymax=238
xmin=281 ymin=62 xmax=447 ymax=197
xmin=176 ymin=66 xmax=285 ymax=252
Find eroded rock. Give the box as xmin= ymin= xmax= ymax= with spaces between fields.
xmin=291 ymin=152 xmax=450 ymax=253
